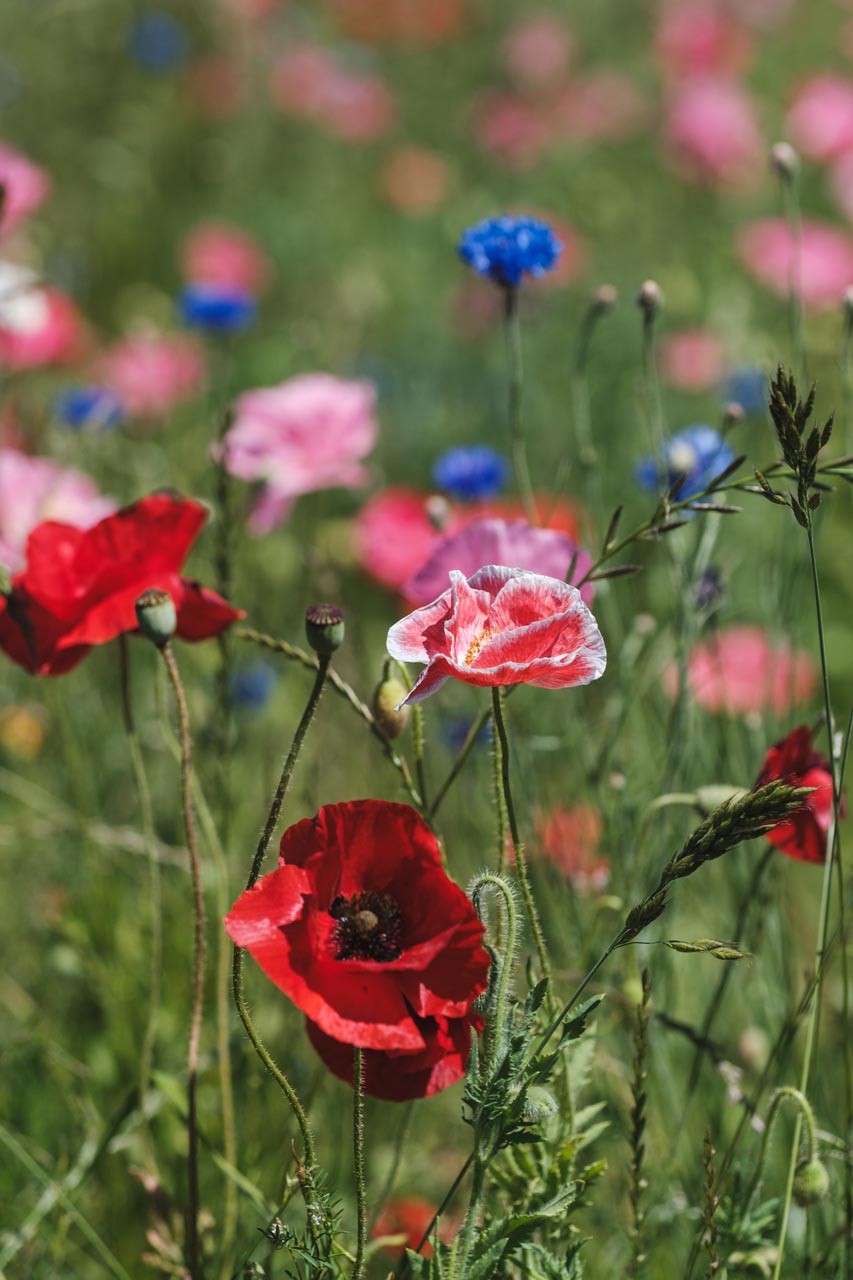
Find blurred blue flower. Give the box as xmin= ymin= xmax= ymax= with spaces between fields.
xmin=432 ymin=445 xmax=510 ymax=501
xmin=229 ymin=662 xmax=277 ymax=711
xmin=724 ymin=367 xmax=767 ymax=416
xmin=55 ymin=386 xmax=124 ymax=431
xmin=636 ymin=425 xmax=735 ymax=503
xmin=443 ymin=716 xmax=493 ymax=753
xmin=458 ymin=215 xmax=562 ymax=289
xmin=129 ymin=14 xmax=190 ymax=72
xmin=178 ymin=284 xmax=256 ymax=333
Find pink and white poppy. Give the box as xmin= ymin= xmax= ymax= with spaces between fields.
xmin=95 ymin=332 xmax=206 ymax=418
xmin=404 ymin=517 xmax=593 ymax=607
xmin=787 ymin=75 xmax=853 ymax=163
xmin=180 ymin=221 xmax=271 ymax=293
xmin=663 ymin=77 xmax=763 ymax=187
xmin=662 ymin=624 xmax=817 ymax=715
xmin=0 ymin=144 xmax=51 ymax=238
xmin=737 ymin=218 xmax=853 ymax=307
xmin=0 ymin=449 xmax=115 ymax=572
xmin=387 ymin=565 xmax=606 ymax=706
xmin=223 ymin=373 xmax=378 ymax=534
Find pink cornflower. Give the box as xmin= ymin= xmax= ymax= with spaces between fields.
xmin=223 ymin=373 xmax=378 ymax=534
xmin=660 ymin=329 xmax=726 ymax=392
xmin=663 ymin=77 xmax=763 ymax=187
xmin=738 ymin=218 xmax=853 ymax=307
xmin=0 ymin=144 xmax=51 ymax=237
xmin=95 ymin=332 xmax=206 ymax=418
xmin=180 ymin=222 xmax=271 ymax=293
xmin=404 ymin=516 xmax=593 ymax=607
xmin=0 ymin=449 xmax=115 ymax=572
xmin=663 ymin=625 xmax=817 ymax=716
xmin=387 ymin=566 xmax=606 ymax=706
xmin=787 ymin=75 xmax=853 ymax=163
xmin=534 ymin=805 xmax=610 ymax=893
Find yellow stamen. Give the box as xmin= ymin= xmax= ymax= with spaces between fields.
xmin=464 ymin=623 xmax=492 ymax=665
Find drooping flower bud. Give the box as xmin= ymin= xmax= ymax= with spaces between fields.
xmin=305 ymin=603 xmax=345 ymax=656
xmin=135 ymin=588 xmax=177 ymax=648
xmin=793 ymin=1158 xmax=830 ymax=1207
xmin=372 ymin=675 xmax=411 ymax=740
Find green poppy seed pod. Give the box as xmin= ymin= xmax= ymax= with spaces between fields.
xmin=135 ymin=588 xmax=177 ymax=648
xmin=521 ymin=1086 xmax=558 ymax=1125
xmin=305 ymin=603 xmax=345 ymax=656
xmin=793 ymin=1158 xmax=830 ymax=1207
xmin=372 ymin=676 xmax=411 ymax=740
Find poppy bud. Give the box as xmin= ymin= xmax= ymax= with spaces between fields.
xmin=636 ymin=280 xmax=663 ymax=319
xmin=372 ymin=676 xmax=411 ymax=739
xmin=135 ymin=588 xmax=177 ymax=648
xmin=521 ymin=1086 xmax=558 ymax=1124
xmin=305 ymin=603 xmax=345 ymax=656
xmin=793 ymin=1158 xmax=830 ymax=1207
xmin=770 ymin=141 xmax=799 ymax=182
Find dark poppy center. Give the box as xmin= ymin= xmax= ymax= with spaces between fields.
xmin=330 ymin=890 xmax=403 ymax=961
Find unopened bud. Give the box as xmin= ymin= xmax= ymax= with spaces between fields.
xmin=723 ymin=402 xmax=744 ymax=430
xmin=593 ymin=283 xmax=618 ymax=313
xmin=770 ymin=141 xmax=799 ymax=181
xmin=793 ymin=1158 xmax=830 ymax=1206
xmin=424 ymin=494 xmax=451 ymax=532
xmin=371 ymin=676 xmax=411 ymax=739
xmin=843 ymin=285 xmax=853 ymax=318
xmin=636 ymin=279 xmax=663 ymax=319
xmin=135 ymin=588 xmax=177 ymax=648
xmin=305 ymin=603 xmax=345 ymax=656
xmin=521 ymin=1086 xmax=558 ymax=1124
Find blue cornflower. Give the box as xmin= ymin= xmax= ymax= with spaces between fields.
xmin=129 ymin=14 xmax=190 ymax=72
xmin=178 ymin=284 xmax=256 ymax=334
xmin=636 ymin=425 xmax=735 ymax=503
xmin=724 ymin=367 xmax=767 ymax=416
xmin=443 ymin=716 xmax=493 ymax=753
xmin=229 ymin=662 xmax=277 ymax=711
xmin=55 ymin=386 xmax=124 ymax=431
xmin=432 ymin=445 xmax=510 ymax=501
xmin=458 ymin=215 xmax=562 ymax=289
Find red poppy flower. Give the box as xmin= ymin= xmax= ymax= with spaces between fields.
xmin=371 ymin=1195 xmax=456 ymax=1257
xmin=386 ymin=566 xmax=606 ymax=706
xmin=225 ymin=800 xmax=490 ymax=1051
xmin=755 ymin=725 xmax=837 ymax=864
xmin=0 ymin=493 xmax=243 ymax=675
xmin=306 ymin=1008 xmax=480 ymax=1102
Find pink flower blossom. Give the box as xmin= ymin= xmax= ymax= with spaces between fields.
xmin=503 ymin=15 xmax=574 ymax=89
xmin=180 ymin=221 xmax=271 ymax=293
xmin=355 ymin=488 xmax=451 ymax=593
xmin=472 ymin=91 xmax=550 ymax=170
xmin=0 ymin=286 xmax=87 ymax=371
xmin=738 ymin=218 xmax=853 ymax=307
xmin=655 ymin=3 xmax=752 ymax=79
xmin=550 ymin=71 xmax=647 ymax=143
xmin=387 ymin=566 xmax=606 ymax=706
xmin=534 ymin=805 xmax=610 ymax=892
xmin=662 ymin=625 xmax=817 ymax=716
xmin=404 ymin=517 xmax=593 ymax=608
xmin=0 ymin=449 xmax=115 ymax=572
xmin=269 ymin=46 xmax=394 ymax=141
xmin=787 ymin=75 xmax=853 ymax=163
xmin=223 ymin=373 xmax=378 ymax=534
xmin=663 ymin=77 xmax=763 ymax=187
xmin=660 ymin=329 xmax=726 ymax=391
xmin=95 ymin=332 xmax=206 ymax=418
xmin=0 ymin=144 xmax=51 ymax=238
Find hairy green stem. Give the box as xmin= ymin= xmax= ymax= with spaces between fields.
xmin=352 ymin=1049 xmax=367 ymax=1280
xmin=471 ymin=874 xmax=518 ymax=1064
xmin=747 ymin=1086 xmax=818 ymax=1208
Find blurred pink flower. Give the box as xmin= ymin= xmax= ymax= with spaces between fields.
xmin=181 ymin=221 xmax=271 ymax=292
xmin=738 ymin=218 xmax=853 ymax=307
xmin=270 ymin=46 xmax=394 ymax=140
xmin=404 ymin=516 xmax=593 ymax=607
xmin=787 ymin=75 xmax=853 ymax=163
xmin=96 ymin=333 xmax=206 ymax=418
xmin=655 ymin=3 xmax=752 ymax=79
xmin=223 ymin=373 xmax=378 ymax=534
xmin=354 ymin=487 xmax=451 ymax=592
xmin=663 ymin=77 xmax=763 ymax=187
xmin=550 ymin=71 xmax=647 ymax=143
xmin=0 ymin=144 xmax=51 ymax=238
xmin=0 ymin=285 xmax=87 ymax=371
xmin=472 ymin=91 xmax=550 ymax=170
xmin=660 ymin=328 xmax=725 ymax=391
xmin=321 ymin=73 xmax=395 ymax=142
xmin=0 ymin=448 xmax=115 ymax=572
xmin=378 ymin=147 xmax=450 ymax=214
xmin=503 ymin=15 xmax=574 ymax=89
xmin=534 ymin=805 xmax=610 ymax=892
xmin=662 ymin=624 xmax=817 ymax=715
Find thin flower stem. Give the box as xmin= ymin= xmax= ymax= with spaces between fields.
xmin=504 ymin=287 xmax=537 ymax=524
xmin=367 ymin=1101 xmax=414 ymax=1233
xmin=746 ymin=1086 xmax=817 ymax=1208
xmin=412 ymin=703 xmax=429 ymax=811
xmin=160 ymin=643 xmax=205 ymax=1280
xmin=118 ymin=637 xmax=162 ymax=1172
xmin=235 ymin=626 xmax=426 ymax=818
xmin=352 ymin=1049 xmax=367 ymax=1280
xmin=490 ymin=687 xmax=551 ymax=985
xmin=842 ymin=305 xmax=853 ymax=455
xmin=641 ymin=303 xmax=665 ymax=455
xmin=429 ymin=708 xmax=492 ymax=820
